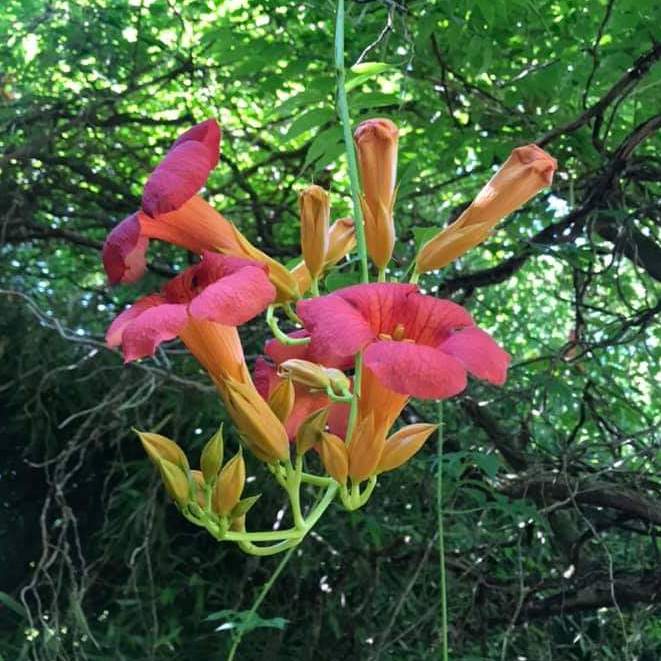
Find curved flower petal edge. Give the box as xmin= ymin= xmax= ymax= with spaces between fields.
xmin=143 ymin=118 xmax=221 ymax=217
xmin=106 ymin=251 xmax=276 ymax=376
xmin=297 ymin=282 xmax=510 ymax=399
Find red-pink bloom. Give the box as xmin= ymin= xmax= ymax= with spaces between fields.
xmin=106 ymin=252 xmax=275 ymax=379
xmin=143 ymin=118 xmax=220 ymax=217
xmin=254 ymin=334 xmax=350 ymax=440
xmin=297 ymin=283 xmax=509 ymax=399
xmin=102 ymin=119 xmax=239 ymax=285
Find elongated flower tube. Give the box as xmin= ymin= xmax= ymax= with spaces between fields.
xmin=415 ymin=144 xmax=557 ymax=274
xmin=354 ymin=118 xmax=399 ymax=270
xmin=291 ymin=217 xmax=356 ymax=293
xmin=298 ymin=283 xmax=510 ymax=399
xmin=299 ymin=185 xmax=330 ymax=280
xmin=102 ymin=118 xmax=300 ymax=301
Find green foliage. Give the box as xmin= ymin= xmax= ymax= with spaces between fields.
xmin=1 ymin=0 xmax=660 ymax=659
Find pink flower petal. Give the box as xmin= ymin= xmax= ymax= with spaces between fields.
xmin=264 ymin=331 xmax=353 ymax=370
xmin=253 ymin=357 xmax=278 ymax=400
xmin=440 ymin=327 xmax=510 ymax=385
xmin=120 ymin=303 xmax=188 ymax=362
xmin=284 ymin=389 xmax=329 ymax=441
xmin=328 ymin=402 xmax=350 ymax=438
xmin=171 ymin=118 xmax=221 ymax=168
xmin=188 ymin=264 xmax=275 ymax=326
xmin=337 ymin=282 xmax=417 ymax=335
xmin=404 ymin=292 xmax=473 ymax=345
xmin=364 ymin=341 xmax=467 ymax=399
xmin=297 ymin=294 xmax=374 ymax=359
xmin=142 ymin=141 xmax=214 ymax=217
xmin=106 ymin=294 xmax=164 ymax=348
xmin=102 ymin=213 xmax=149 ymax=285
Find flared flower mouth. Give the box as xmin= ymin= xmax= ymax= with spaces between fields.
xmin=298 ymin=282 xmax=510 ymax=399
xmin=106 ymin=252 xmax=275 ymax=376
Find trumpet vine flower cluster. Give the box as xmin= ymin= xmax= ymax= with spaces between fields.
xmin=103 ymin=113 xmax=556 ymax=556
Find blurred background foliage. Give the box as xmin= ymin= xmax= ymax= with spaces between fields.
xmin=1 ymin=0 xmax=660 ymax=659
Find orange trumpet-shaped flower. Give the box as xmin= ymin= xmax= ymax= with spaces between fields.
xmin=291 ymin=217 xmax=356 ymax=293
xmin=354 ymin=118 xmax=399 ymax=270
xmin=415 ymin=144 xmax=557 ymax=274
xmin=299 ymin=185 xmax=330 ymax=280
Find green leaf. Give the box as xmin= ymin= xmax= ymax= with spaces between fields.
xmin=345 ymin=62 xmax=393 ymax=92
xmin=412 ymin=226 xmax=439 ymax=249
xmin=0 ymin=591 xmax=27 ymax=619
xmin=302 ymin=126 xmax=343 ymax=169
xmin=283 ymin=107 xmax=335 ymax=142
xmin=324 ymin=269 xmax=361 ymax=292
xmin=271 ymin=89 xmax=330 ymax=117
xmin=206 ymin=609 xmax=288 ymax=634
xmin=351 ymin=92 xmax=401 ymax=110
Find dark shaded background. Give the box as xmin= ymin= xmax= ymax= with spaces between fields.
xmin=1 ymin=0 xmax=660 ymax=658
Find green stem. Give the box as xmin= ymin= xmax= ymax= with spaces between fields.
xmin=345 ymin=351 xmax=363 ymax=446
xmin=410 ymin=271 xmax=420 ymax=285
xmin=437 ymin=401 xmax=449 ymax=661
xmin=300 ymin=472 xmax=333 ymax=487
xmin=310 ymin=277 xmax=320 ymax=296
xmin=266 ymin=305 xmax=311 ymax=345
xmin=226 ymin=545 xmax=298 ymax=661
xmin=359 ymin=475 xmax=377 ymax=505
xmin=335 ymin=0 xmax=369 ymax=284
xmin=377 ymin=268 xmax=386 ymax=282
xmin=288 ymin=455 xmax=305 ymax=530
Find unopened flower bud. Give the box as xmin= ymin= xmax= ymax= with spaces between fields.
xmin=191 ymin=469 xmax=207 ymax=507
xmin=318 ymin=432 xmax=349 ymax=484
xmin=212 ymin=450 xmax=246 ymax=516
xmin=416 ymin=144 xmax=556 ymax=274
xmin=325 ymin=217 xmax=356 ymax=265
xmin=299 ymin=185 xmax=330 ymax=280
xmin=267 ymin=377 xmax=295 ymax=423
xmin=354 ymin=118 xmax=399 ymax=270
xmin=325 ymin=368 xmax=351 ymax=396
xmin=296 ymin=407 xmax=330 ymax=455
xmin=137 ymin=431 xmax=189 ymax=472
xmin=291 ymin=217 xmax=356 ymax=293
xmin=348 ymin=414 xmax=386 ymax=482
xmin=158 ymin=458 xmax=190 ymax=507
xmin=377 ymin=423 xmax=437 ymax=474
xmin=222 ymin=378 xmax=289 ymax=463
xmin=279 ymin=359 xmax=330 ymax=390
xmin=200 ymin=426 xmax=224 ymax=483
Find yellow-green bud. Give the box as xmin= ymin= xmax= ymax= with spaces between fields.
xmin=200 ymin=425 xmax=224 ymax=483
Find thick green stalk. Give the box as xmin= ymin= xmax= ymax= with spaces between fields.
xmin=437 ymin=401 xmax=449 ymax=661
xmin=335 ymin=0 xmax=369 ymax=284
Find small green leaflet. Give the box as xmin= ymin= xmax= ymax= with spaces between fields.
xmin=206 ymin=609 xmax=288 ymax=634
xmin=283 ymin=107 xmax=335 ymax=143
xmin=303 ymin=126 xmax=343 ymax=169
xmin=345 ymin=62 xmax=394 ymax=92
